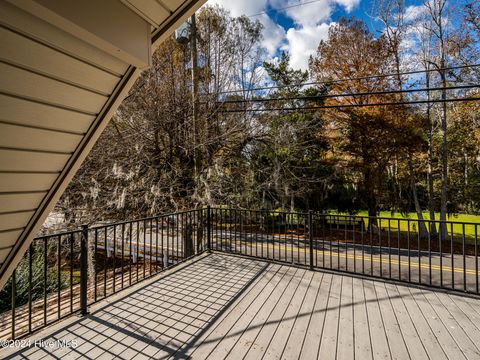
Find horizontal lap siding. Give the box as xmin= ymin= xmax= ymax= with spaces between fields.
xmin=0 ymin=94 xmax=94 ymax=134
xmin=0 ymin=62 xmax=108 ymax=114
xmin=0 ymin=26 xmax=120 ymax=95
xmin=0 ymin=211 xmax=36 ymax=232
xmin=0 ymin=193 xmax=47 ymax=213
xmin=0 ymin=150 xmax=69 ymax=173
xmin=0 ymin=174 xmax=59 ymax=193
xmin=0 ymin=2 xmax=128 ymax=76
xmin=0 ymin=2 xmax=129 ymax=264
xmin=0 ymin=230 xmax=23 ymax=250
xmin=0 ymin=123 xmax=83 ymax=153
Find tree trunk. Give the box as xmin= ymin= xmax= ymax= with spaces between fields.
xmin=365 ymin=168 xmax=378 ymax=232
xmin=408 ymin=156 xmax=429 ymax=239
xmin=426 ymin=71 xmax=438 ymax=236
xmin=439 ymin=64 xmax=448 ymax=241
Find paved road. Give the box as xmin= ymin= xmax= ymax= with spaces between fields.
xmin=97 ymin=228 xmax=480 ymax=293
xmin=211 ymin=231 xmax=480 ymax=293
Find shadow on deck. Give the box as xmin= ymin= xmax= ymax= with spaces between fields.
xmin=3 ymin=252 xmax=480 ymax=359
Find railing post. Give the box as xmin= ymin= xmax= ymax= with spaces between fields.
xmin=80 ymin=224 xmax=89 ymax=316
xmin=207 ymin=205 xmax=212 ymax=251
xmin=308 ymin=211 xmax=313 ymax=270
xmin=11 ymin=269 xmax=16 ymax=339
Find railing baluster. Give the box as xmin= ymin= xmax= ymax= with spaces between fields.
xmin=388 ymin=219 xmax=391 ymax=279
xmin=207 ymin=205 xmax=211 ymax=251
xmin=353 ymin=216 xmax=356 ymax=273
xmin=129 ymin=222 xmax=133 ymax=285
xmin=94 ymin=229 xmax=98 ymax=302
xmin=80 ymin=224 xmax=88 ymax=316
xmin=330 ymin=216 xmax=333 ymax=269
xmin=361 ymin=219 xmax=365 ymax=274
xmin=344 ymin=216 xmax=348 ymax=271
xmin=407 ymin=219 xmax=411 ymax=282
xmin=143 ymin=220 xmax=147 ymax=278
xmin=165 ymin=217 xmax=169 ymax=269
xmin=309 ymin=211 xmax=313 ymax=270
xmin=150 ymin=219 xmax=153 ymax=274
xmin=370 ymin=217 xmax=373 ymax=276
xmin=113 ymin=225 xmax=116 ymax=292
xmin=136 ymin=221 xmax=140 ymax=281
xmin=104 ymin=227 xmax=108 ymax=296
xmin=440 ymin=220 xmax=443 ymax=288
xmin=463 ymin=223 xmax=466 ymax=292
xmin=322 ymin=215 xmax=326 ymax=268
xmin=11 ymin=269 xmax=16 ymax=340
xmin=28 ymin=243 xmax=33 ymax=333
xmin=476 ymin=224 xmax=479 ymax=294
xmin=451 ymin=222 xmax=454 ymax=290
xmin=156 ymin=218 xmax=159 ymax=273
xmin=57 ymin=235 xmax=61 ymax=318
xmin=398 ymin=220 xmax=401 ymax=281
xmin=418 ymin=220 xmax=421 ymax=284
xmin=70 ymin=233 xmax=74 ymax=312
xmin=378 ymin=221 xmax=382 ymax=278
xmin=428 ymin=220 xmax=432 ymax=286
xmin=44 ymin=237 xmax=47 ymax=325
xmin=121 ymin=223 xmax=125 ymax=288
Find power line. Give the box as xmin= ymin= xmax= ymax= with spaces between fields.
xmin=204 ymin=84 xmax=480 ymax=105
xmin=212 ymin=63 xmax=480 ymax=96
xmin=216 ymin=96 xmax=480 ymax=113
xmin=247 ymin=0 xmax=324 ymax=18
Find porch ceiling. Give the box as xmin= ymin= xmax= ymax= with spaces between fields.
xmin=0 ymin=0 xmax=206 ymax=289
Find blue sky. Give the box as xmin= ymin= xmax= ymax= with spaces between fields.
xmin=206 ymin=0 xmax=428 ymax=70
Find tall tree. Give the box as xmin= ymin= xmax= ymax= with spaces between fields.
xmin=374 ymin=0 xmax=428 ymax=237
xmin=423 ymin=0 xmax=450 ymax=239
xmin=310 ymin=18 xmax=395 ymax=223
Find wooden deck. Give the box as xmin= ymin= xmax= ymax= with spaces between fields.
xmin=3 ymin=252 xmax=480 ymax=359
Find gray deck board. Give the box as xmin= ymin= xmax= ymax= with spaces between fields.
xmin=4 ymin=253 xmax=480 ymax=360
xmin=374 ymin=281 xmax=410 ymax=360
xmin=352 ymin=277 xmax=373 ymax=360
xmin=318 ymin=274 xmax=342 ymax=360
xmin=363 ymin=280 xmax=391 ymax=360
xmin=282 ymin=271 xmax=323 ymax=360
xmin=421 ymin=289 xmax=480 ymax=360
xmin=298 ymin=272 xmax=331 ymax=360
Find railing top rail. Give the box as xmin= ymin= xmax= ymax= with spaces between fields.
xmin=316 ymin=212 xmax=480 ymax=226
xmin=33 ymin=208 xmax=203 ymax=241
xmin=210 ymin=207 xmax=309 ymax=217
xmin=33 ymin=229 xmax=82 ymax=241
xmin=210 ymin=207 xmax=480 ymax=226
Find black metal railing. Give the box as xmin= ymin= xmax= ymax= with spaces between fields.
xmin=2 ymin=206 xmax=479 ymax=340
xmin=209 ymin=208 xmax=480 ymax=295
xmin=1 ymin=209 xmax=207 ymax=340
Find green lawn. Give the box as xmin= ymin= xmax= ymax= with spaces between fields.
xmin=329 ymin=211 xmax=480 ymax=241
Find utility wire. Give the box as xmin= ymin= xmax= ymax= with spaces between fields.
xmin=216 ymin=97 xmax=480 ymax=113
xmin=203 ymin=84 xmax=480 ymax=105
xmin=212 ymin=63 xmax=480 ymax=96
xmin=247 ymin=0 xmax=324 ymax=18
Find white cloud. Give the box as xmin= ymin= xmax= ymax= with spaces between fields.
xmin=271 ymin=0 xmax=333 ymax=26
xmin=270 ymin=0 xmax=360 ymax=27
xmin=259 ymin=14 xmax=287 ymax=56
xmin=404 ymin=5 xmax=425 ymax=22
xmin=204 ymin=0 xmax=360 ymax=70
xmin=207 ymin=0 xmax=267 ymax=17
xmin=282 ymin=23 xmax=332 ymax=70
xmin=336 ymin=0 xmax=361 ymax=13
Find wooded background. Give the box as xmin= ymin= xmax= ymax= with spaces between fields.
xmin=52 ymin=0 xmax=480 ymax=232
